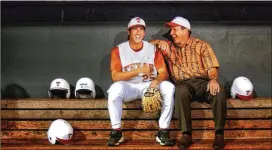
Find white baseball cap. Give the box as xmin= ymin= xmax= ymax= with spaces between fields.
xmin=128 ymin=17 xmax=146 ymax=29
xmin=165 ymin=16 xmax=191 ymax=30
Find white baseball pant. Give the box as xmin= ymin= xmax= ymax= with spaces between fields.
xmin=107 ymin=81 xmax=175 ymax=129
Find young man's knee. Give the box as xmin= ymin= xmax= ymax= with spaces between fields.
xmin=159 ymin=81 xmax=175 ymax=95
xmin=108 ymin=81 xmax=126 ymax=100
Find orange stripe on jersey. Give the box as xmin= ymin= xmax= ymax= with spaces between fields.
xmin=110 ymin=47 xmax=122 ymax=72
xmin=154 ymin=49 xmax=167 ymax=71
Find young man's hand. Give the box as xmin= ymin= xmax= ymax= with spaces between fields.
xmin=137 ymin=64 xmax=153 ymax=75
xmin=149 ymin=79 xmax=159 ymax=88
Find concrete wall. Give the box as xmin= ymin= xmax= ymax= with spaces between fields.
xmin=1 ymin=22 xmax=271 ymax=98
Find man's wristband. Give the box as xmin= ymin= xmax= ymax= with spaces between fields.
xmin=210 ymin=77 xmax=217 ymax=81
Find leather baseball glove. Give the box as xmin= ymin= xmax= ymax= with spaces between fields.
xmin=142 ymin=87 xmax=162 ymax=113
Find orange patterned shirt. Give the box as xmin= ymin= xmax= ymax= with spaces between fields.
xmin=161 ymin=37 xmax=219 ymax=82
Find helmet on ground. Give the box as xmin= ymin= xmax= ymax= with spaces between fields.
xmin=47 ymin=119 xmax=73 ymax=145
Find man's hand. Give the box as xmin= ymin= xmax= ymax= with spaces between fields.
xmin=156 ymin=40 xmax=170 ymax=51
xmin=207 ymin=79 xmax=220 ymax=95
xmin=137 ymin=64 xmax=153 ymax=75
xmin=149 ymin=80 xmax=159 ymax=88
xmin=150 ymin=40 xmax=169 ymax=51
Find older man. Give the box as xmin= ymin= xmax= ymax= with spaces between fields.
xmin=150 ymin=16 xmax=227 ymax=149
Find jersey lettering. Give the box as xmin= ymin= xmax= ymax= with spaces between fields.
xmin=118 ymin=41 xmax=158 ymax=83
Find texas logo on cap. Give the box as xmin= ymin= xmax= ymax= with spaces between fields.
xmin=128 ymin=17 xmax=146 ymax=29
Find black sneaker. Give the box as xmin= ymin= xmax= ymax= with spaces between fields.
xmin=177 ymin=134 xmax=193 ymax=149
xmin=107 ymin=130 xmax=124 ymax=146
xmin=213 ymin=134 xmax=224 ymax=149
xmin=155 ymin=130 xmax=175 ymax=146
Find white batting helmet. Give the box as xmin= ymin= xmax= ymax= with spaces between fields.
xmin=230 ymin=76 xmax=254 ymax=100
xmin=47 ymin=119 xmax=73 ymax=145
xmin=75 ymin=77 xmax=96 ymax=99
xmin=48 ymin=78 xmax=71 ymax=99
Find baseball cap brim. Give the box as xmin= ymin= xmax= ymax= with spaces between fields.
xmin=128 ymin=24 xmax=146 ymax=30
xmin=236 ymin=93 xmax=253 ymax=101
xmin=165 ymin=22 xmax=180 ymax=27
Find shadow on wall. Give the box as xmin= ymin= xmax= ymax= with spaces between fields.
xmin=70 ymin=84 xmax=75 ymax=99
xmin=99 ymin=31 xmax=128 ymax=98
xmin=151 ymin=28 xmax=172 ymax=41
xmin=2 ymin=84 xmax=30 ymax=99
xmin=95 ymin=84 xmax=105 ymax=99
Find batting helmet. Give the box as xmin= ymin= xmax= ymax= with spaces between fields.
xmin=47 ymin=119 xmax=73 ymax=145
xmin=75 ymin=77 xmax=96 ymax=99
xmin=230 ymin=76 xmax=254 ymax=100
xmin=48 ymin=78 xmax=71 ymax=99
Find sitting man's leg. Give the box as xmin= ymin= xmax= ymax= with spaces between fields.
xmin=192 ymin=78 xmax=227 ymax=149
xmin=156 ymin=81 xmax=175 ymax=146
xmin=107 ymin=81 xmax=139 ymax=146
xmin=175 ymin=81 xmax=195 ymax=149
xmin=208 ymin=85 xmax=227 ymax=149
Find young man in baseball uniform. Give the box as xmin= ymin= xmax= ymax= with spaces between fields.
xmin=107 ymin=17 xmax=175 ymax=146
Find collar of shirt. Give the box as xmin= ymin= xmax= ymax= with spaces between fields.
xmin=172 ymin=36 xmax=193 ymax=63
xmin=173 ymin=36 xmax=193 ymax=52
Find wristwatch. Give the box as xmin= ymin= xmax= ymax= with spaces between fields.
xmin=210 ymin=77 xmax=217 ymax=81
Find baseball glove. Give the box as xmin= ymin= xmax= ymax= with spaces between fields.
xmin=142 ymin=87 xmax=162 ymax=113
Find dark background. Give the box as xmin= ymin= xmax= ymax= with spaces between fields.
xmin=1 ymin=1 xmax=271 ymax=98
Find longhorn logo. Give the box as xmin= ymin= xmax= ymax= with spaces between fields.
xmin=246 ymin=90 xmax=250 ymax=95
xmin=135 ymin=17 xmax=141 ymax=23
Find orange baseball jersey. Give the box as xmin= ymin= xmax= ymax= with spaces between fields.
xmin=161 ymin=37 xmax=219 ymax=82
xmin=110 ymin=41 xmax=166 ymax=83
